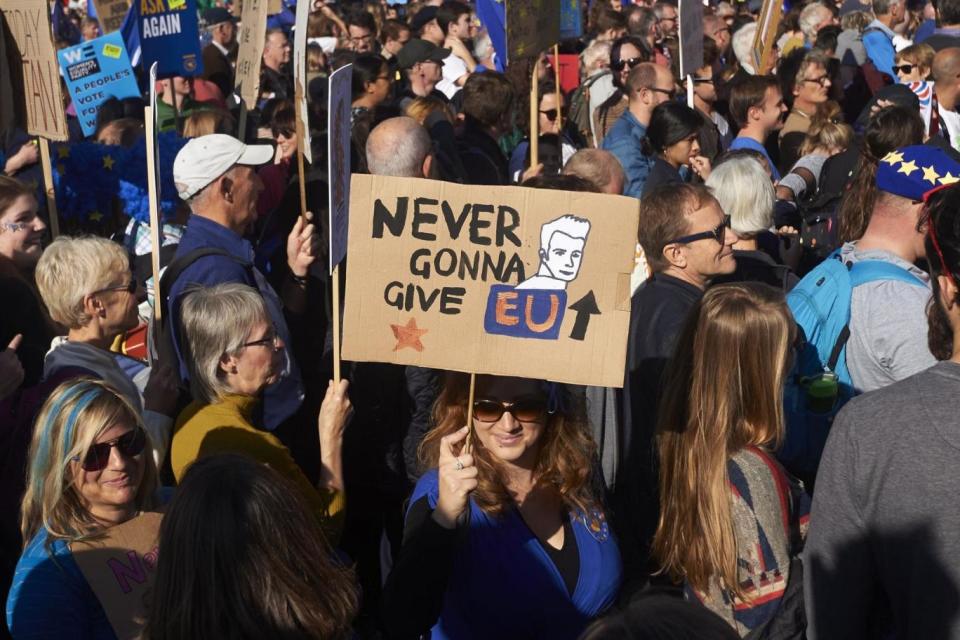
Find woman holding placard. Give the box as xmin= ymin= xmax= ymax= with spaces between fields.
xmin=382 ymin=374 xmax=621 ymax=639
xmin=6 ymin=378 xmax=158 ymax=639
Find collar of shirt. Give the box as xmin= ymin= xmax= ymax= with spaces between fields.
xmin=867 ymin=19 xmax=896 ymax=39
xmin=212 ymin=39 xmax=229 ymax=56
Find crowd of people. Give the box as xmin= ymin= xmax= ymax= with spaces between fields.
xmin=4 ymin=0 xmax=960 ymax=637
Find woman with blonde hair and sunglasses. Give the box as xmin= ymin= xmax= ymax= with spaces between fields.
xmin=382 ymin=374 xmax=621 ymax=639
xmin=6 ymin=377 xmax=158 ymax=638
xmin=652 ymin=283 xmax=810 ymax=636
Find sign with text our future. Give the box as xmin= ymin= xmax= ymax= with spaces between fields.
xmin=342 ymin=176 xmax=639 ymax=388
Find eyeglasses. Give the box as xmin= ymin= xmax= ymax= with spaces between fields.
xmin=802 ymin=75 xmax=831 ymax=87
xmin=241 ymin=328 xmax=280 ymax=350
xmin=692 ymin=77 xmax=714 ymax=85
xmin=667 ymin=215 xmax=731 ymax=246
xmin=91 ymin=277 xmax=137 ymax=296
xmin=73 ymin=428 xmax=147 ymax=472
xmin=539 ymin=108 xmax=568 ymax=122
xmin=473 ymin=395 xmax=550 ymax=423
xmin=612 ymin=56 xmax=644 ymax=71
xmin=644 ymin=86 xmax=677 ymax=99
xmin=893 ymin=63 xmax=915 ymax=75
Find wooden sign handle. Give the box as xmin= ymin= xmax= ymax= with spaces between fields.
xmin=332 ymin=263 xmax=341 ymax=385
xmin=294 ymin=81 xmax=309 ymax=226
xmin=464 ymin=372 xmax=476 ymax=454
xmin=38 ymin=139 xmax=61 ymax=239
xmin=554 ymin=44 xmax=563 ymax=131
xmin=529 ymin=59 xmax=540 ymax=170
xmin=144 ymin=106 xmax=163 ymax=324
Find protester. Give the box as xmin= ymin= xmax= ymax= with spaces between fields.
xmin=895 ymin=42 xmax=935 ymax=81
xmin=932 ymin=48 xmax=960 ymax=148
xmin=864 ymin=0 xmax=908 ymax=78
xmin=382 ymin=373 xmax=621 ymax=638
xmin=593 ymin=36 xmax=649 ymax=146
xmin=143 ymin=454 xmax=358 ymax=639
xmin=201 ymin=7 xmax=237 ymax=99
xmin=6 ymin=378 xmax=158 ymax=637
xmin=923 ymin=0 xmax=960 ymax=50
xmin=344 ymin=10 xmax=378 ymax=53
xmin=640 ymin=102 xmax=711 ymax=197
xmin=457 ymin=72 xmax=515 ymax=185
xmin=779 ymin=51 xmax=833 ymax=173
xmin=563 ymin=148 xmax=626 ymax=195
xmin=509 ymin=81 xmax=577 ymax=182
xmin=728 ymin=75 xmax=788 ymax=180
xmin=654 ymin=283 xmax=809 ymax=635
xmin=172 ymin=283 xmax=349 ymax=539
xmin=691 ymin=37 xmax=732 ymax=160
xmin=777 ymin=103 xmax=854 ymax=203
xmin=260 ymin=28 xmax=293 ymax=102
xmin=395 ymin=39 xmax=449 ymax=108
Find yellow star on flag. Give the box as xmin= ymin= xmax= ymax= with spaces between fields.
xmin=89 ymin=211 xmax=104 ymax=222
xmin=102 ymin=155 xmax=115 ymax=170
xmin=897 ymin=160 xmax=918 ymax=176
xmin=882 ymin=151 xmax=905 ymax=165
xmin=57 ymin=146 xmax=70 ymax=159
xmin=940 ymin=172 xmax=960 ymax=185
xmin=922 ymin=165 xmax=941 ymax=184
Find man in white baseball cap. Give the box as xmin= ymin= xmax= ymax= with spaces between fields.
xmin=164 ymin=134 xmax=318 ymax=431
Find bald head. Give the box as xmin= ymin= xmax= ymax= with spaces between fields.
xmin=934 ymin=48 xmax=960 ymax=110
xmin=365 ymin=116 xmax=433 ymax=178
xmin=563 ymin=149 xmax=626 ymax=194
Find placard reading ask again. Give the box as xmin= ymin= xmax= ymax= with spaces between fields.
xmin=342 ymin=176 xmax=639 ymax=388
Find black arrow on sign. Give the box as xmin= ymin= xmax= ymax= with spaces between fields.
xmin=568 ymin=291 xmax=600 ymax=341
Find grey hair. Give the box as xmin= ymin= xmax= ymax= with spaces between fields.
xmin=179 ymin=282 xmax=270 ymax=405
xmin=706 ymin=155 xmax=775 ymax=236
xmin=799 ymin=3 xmax=832 ymax=42
xmin=732 ymin=22 xmax=758 ymax=74
xmin=474 ymin=31 xmax=493 ymax=62
xmin=581 ymin=40 xmax=612 ymax=76
xmin=365 ymin=116 xmax=432 ymax=177
xmin=872 ymin=0 xmax=902 ymax=15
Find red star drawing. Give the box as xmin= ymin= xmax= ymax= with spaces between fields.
xmin=391 ymin=318 xmax=428 ymax=352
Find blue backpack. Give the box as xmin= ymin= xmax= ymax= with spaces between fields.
xmin=781 ymin=250 xmax=926 ymax=482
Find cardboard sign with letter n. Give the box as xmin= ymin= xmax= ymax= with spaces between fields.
xmin=342 ymin=176 xmax=639 ymax=388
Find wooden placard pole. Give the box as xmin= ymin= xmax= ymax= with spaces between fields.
xmin=553 ymin=44 xmax=563 ymax=131
xmin=529 ymin=58 xmax=540 ymax=169
xmin=37 ymin=139 xmax=60 ymax=239
xmin=237 ymin=91 xmax=248 ymax=141
xmin=464 ymin=372 xmax=476 ymax=453
xmin=143 ymin=105 xmax=163 ymax=323
xmin=332 ymin=264 xmax=341 ymax=385
xmin=294 ymin=81 xmax=308 ymax=225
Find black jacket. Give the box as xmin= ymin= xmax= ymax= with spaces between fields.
xmin=202 ymin=42 xmax=235 ymax=98
xmin=642 ymin=157 xmax=684 ymax=198
xmin=456 ymin=116 xmax=510 ymax=186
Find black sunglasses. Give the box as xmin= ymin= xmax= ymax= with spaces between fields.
xmin=645 ymin=86 xmax=677 ymax=99
xmin=473 ymin=395 xmax=550 ymax=423
xmin=667 ymin=215 xmax=731 ymax=246
xmin=612 ymin=56 xmax=644 ymax=71
xmin=692 ymin=77 xmax=714 ymax=85
xmin=74 ymin=427 xmax=147 ymax=472
xmin=92 ymin=276 xmax=136 ymax=296
xmin=892 ymin=63 xmax=915 ymax=75
xmin=539 ymin=107 xmax=568 ymax=122
xmin=802 ymin=75 xmax=830 ymax=87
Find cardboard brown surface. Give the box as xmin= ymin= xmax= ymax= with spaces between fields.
xmin=92 ymin=0 xmax=130 ymax=34
xmin=0 ymin=0 xmax=69 ymax=140
xmin=752 ymin=0 xmax=782 ymax=74
xmin=234 ymin=0 xmax=267 ymax=109
xmin=505 ymin=0 xmax=560 ymax=62
xmin=71 ymin=511 xmax=163 ymax=640
xmin=341 ymin=176 xmax=639 ymax=388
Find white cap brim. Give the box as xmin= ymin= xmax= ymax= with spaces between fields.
xmin=237 ymin=143 xmax=274 ymax=167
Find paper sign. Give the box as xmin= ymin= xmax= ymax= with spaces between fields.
xmin=678 ymin=0 xmax=703 ymax=78
xmin=57 ymin=32 xmax=140 ymax=137
xmin=293 ymin=0 xmax=311 ymax=163
xmin=341 ymin=176 xmax=639 ymax=388
xmin=0 ymin=0 xmax=69 ymax=140
xmin=328 ymin=63 xmax=352 ymax=272
xmin=137 ymin=0 xmax=203 ymax=78
xmin=752 ymin=0 xmax=782 ymax=75
xmin=92 ymin=0 xmax=130 ymax=34
xmin=72 ymin=512 xmax=163 ymax=640
xmin=505 ymin=0 xmax=560 ymax=62
xmin=560 ymin=0 xmax=582 ymax=40
xmin=235 ymin=0 xmax=267 ymax=109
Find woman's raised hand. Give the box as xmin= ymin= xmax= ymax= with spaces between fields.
xmin=433 ymin=426 xmax=478 ymax=529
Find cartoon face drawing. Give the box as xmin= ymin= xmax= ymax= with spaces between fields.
xmin=515 ymin=215 xmax=591 ymax=291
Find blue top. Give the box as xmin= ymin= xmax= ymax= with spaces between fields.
xmin=168 ymin=215 xmax=304 ymax=431
xmin=863 ymin=19 xmax=897 ymax=79
xmin=729 ymin=136 xmax=782 ymax=181
xmin=6 ymin=529 xmax=115 ymax=640
xmin=409 ymin=469 xmax=622 ymax=639
xmin=601 ymin=110 xmax=654 ymax=198
xmin=914 ymin=18 xmax=936 ymax=43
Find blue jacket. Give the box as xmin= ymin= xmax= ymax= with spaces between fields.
xmin=863 ymin=20 xmax=897 ymax=79
xmin=601 ymin=110 xmax=653 ymax=198
xmin=167 ymin=215 xmax=304 ymax=431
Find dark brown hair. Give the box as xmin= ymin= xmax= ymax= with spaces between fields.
xmin=143 ymin=454 xmax=358 ymax=639
xmin=924 ymin=185 xmax=960 ymax=360
xmin=728 ymin=74 xmax=778 ymax=129
xmin=639 ymin=183 xmax=713 ymax=272
xmin=462 ymin=71 xmax=515 ymax=129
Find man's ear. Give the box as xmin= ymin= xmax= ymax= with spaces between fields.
xmin=662 ymin=243 xmax=687 ymax=269
xmin=747 ymin=104 xmax=760 ymax=123
xmin=421 ymin=152 xmax=433 ymax=179
xmin=219 ymin=174 xmax=233 ymax=203
xmin=940 ymin=274 xmax=959 ymax=311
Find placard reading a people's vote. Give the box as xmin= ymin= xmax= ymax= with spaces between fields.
xmin=58 ymin=32 xmax=140 ymax=137
xmin=137 ymin=0 xmax=202 ymax=78
xmin=342 ymin=176 xmax=638 ymax=388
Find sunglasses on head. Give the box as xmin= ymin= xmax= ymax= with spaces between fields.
xmin=73 ymin=427 xmax=146 ymax=472
xmin=667 ymin=214 xmax=731 ymax=246
xmin=539 ymin=107 xmax=568 ymax=122
xmin=892 ymin=63 xmax=915 ymax=75
xmin=612 ymin=56 xmax=644 ymax=71
xmin=473 ymin=395 xmax=550 ymax=423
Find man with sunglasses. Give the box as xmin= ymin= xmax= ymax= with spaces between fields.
xmin=613 ymin=184 xmax=738 ymax=581
xmin=601 ymin=62 xmax=676 ymax=198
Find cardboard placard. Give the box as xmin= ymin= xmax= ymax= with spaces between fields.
xmin=293 ymin=0 xmax=311 ymax=163
xmin=678 ymin=0 xmax=703 ymax=79
xmin=92 ymin=0 xmax=130 ymax=34
xmin=327 ymin=64 xmax=352 ymax=273
xmin=57 ymin=32 xmax=140 ymax=137
xmin=71 ymin=512 xmax=163 ymax=640
xmin=137 ymin=0 xmax=203 ymax=78
xmin=505 ymin=0 xmax=560 ymax=62
xmin=235 ymin=0 xmax=267 ymax=109
xmin=341 ymin=176 xmax=639 ymax=388
xmin=0 ymin=0 xmax=69 ymax=140
xmin=559 ymin=0 xmax=582 ymax=40
xmin=752 ymin=0 xmax=782 ymax=75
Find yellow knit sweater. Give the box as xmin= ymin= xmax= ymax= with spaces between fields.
xmin=171 ymin=394 xmax=346 ymax=543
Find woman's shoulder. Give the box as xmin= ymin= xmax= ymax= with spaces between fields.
xmin=9 ymin=529 xmax=85 ymax=605
xmin=411 ymin=468 xmax=440 ymax=503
